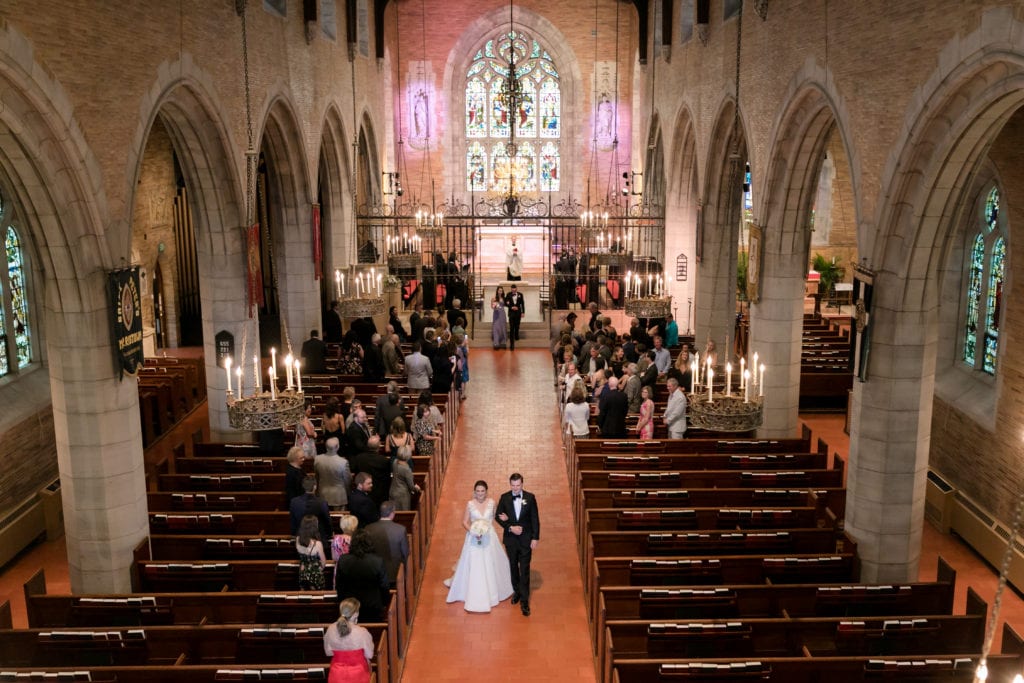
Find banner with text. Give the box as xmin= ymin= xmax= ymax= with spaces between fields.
xmin=109 ymin=266 xmax=143 ymax=379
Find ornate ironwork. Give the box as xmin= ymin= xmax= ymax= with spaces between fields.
xmin=688 ymin=395 xmax=763 ymax=432
xmin=227 ymin=389 xmax=306 ymax=431
xmin=339 ymin=296 xmax=386 ymax=318
xmin=474 ymin=194 xmax=550 ymax=218
xmin=624 ymin=296 xmax=671 ymax=319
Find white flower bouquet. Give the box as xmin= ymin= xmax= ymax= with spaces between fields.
xmin=470 ymin=519 xmax=490 ymax=545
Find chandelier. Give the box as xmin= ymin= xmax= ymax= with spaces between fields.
xmin=686 ymin=356 xmax=764 ymax=433
xmin=226 ymin=0 xmax=304 ymax=431
xmin=497 ymin=0 xmax=530 ymax=216
xmin=336 ymin=266 xmax=386 ymax=318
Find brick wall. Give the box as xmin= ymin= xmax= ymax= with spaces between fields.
xmin=0 ymin=406 xmax=58 ymax=516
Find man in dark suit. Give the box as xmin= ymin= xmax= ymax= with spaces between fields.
xmin=495 ymin=472 xmax=540 ymax=616
xmin=346 ymin=408 xmax=371 ymax=455
xmin=504 ymin=285 xmax=524 ymax=351
xmin=374 ymin=382 xmax=405 ymax=436
xmin=301 ymin=329 xmax=328 ymax=374
xmin=324 ymin=301 xmax=343 ymax=343
xmin=597 ymin=375 xmax=629 ymax=438
xmin=289 ymin=477 xmax=333 ymax=545
xmin=364 ymin=501 xmax=409 ymax=587
xmin=351 ymin=435 xmax=391 ymax=507
xmin=348 ymin=472 xmax=380 ymax=528
xmin=639 ymin=350 xmax=659 ymax=402
xmin=362 ymin=333 xmax=386 ymax=382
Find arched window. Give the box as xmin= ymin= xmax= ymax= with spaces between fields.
xmin=0 ymin=189 xmax=32 ymax=377
xmin=962 ymin=186 xmax=1005 ymax=375
xmin=464 ymin=30 xmax=560 ymax=192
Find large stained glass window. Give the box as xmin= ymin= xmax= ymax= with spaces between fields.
xmin=963 ymin=186 xmax=1006 ymax=375
xmin=0 ymin=190 xmax=32 ymax=377
xmin=464 ymin=30 xmax=560 ymax=191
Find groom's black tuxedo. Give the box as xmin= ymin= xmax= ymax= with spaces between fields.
xmin=496 ymin=489 xmax=540 ymax=605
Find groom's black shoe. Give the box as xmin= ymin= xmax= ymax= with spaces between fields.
xmin=521 ymin=602 xmax=531 ymax=616
xmin=511 ymin=593 xmax=521 ymax=605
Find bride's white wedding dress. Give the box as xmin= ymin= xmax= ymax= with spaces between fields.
xmin=445 ymin=499 xmax=514 ymax=612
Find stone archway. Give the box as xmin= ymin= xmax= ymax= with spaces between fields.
xmin=665 ymin=107 xmax=700 ymax=334
xmin=316 ymin=104 xmax=354 ymax=308
xmin=850 ymin=7 xmax=1024 ymax=581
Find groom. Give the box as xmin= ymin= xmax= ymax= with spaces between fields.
xmin=496 ymin=472 xmax=540 ymax=616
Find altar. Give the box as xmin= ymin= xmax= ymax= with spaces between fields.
xmin=476 ymin=224 xmax=547 ymax=319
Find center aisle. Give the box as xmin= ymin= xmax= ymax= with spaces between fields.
xmin=401 ymin=348 xmax=597 ymax=682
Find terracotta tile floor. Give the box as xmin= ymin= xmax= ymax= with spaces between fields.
xmin=2 ymin=357 xmax=1023 ymax=677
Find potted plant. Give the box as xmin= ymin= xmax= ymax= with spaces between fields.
xmin=811 ymin=253 xmax=845 ymax=297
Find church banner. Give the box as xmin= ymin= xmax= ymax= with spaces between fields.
xmin=312 ymin=203 xmax=323 ymax=280
xmin=246 ymin=221 xmax=264 ymax=310
xmin=109 ymin=266 xmax=143 ymax=379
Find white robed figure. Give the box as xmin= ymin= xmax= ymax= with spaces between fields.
xmin=445 ymin=481 xmax=514 ymax=612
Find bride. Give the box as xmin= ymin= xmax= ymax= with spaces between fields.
xmin=445 ymin=480 xmax=514 ymax=612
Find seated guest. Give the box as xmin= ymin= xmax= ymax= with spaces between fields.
xmin=597 ymin=375 xmax=629 ymax=438
xmin=322 ymin=598 xmax=374 ymax=682
xmin=348 ymin=472 xmax=380 ymax=528
xmin=334 ymin=530 xmax=389 ymax=623
xmin=301 ymin=329 xmax=328 ymax=374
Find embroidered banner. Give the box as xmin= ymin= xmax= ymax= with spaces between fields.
xmin=312 ymin=203 xmax=323 ymax=280
xmin=109 ymin=266 xmax=143 ymax=379
xmin=246 ymin=221 xmax=264 ymax=310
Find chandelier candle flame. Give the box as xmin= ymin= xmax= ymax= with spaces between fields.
xmin=725 ymin=362 xmax=732 ymax=397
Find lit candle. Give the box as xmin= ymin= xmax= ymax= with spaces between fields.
xmin=759 ymin=364 xmax=765 ymax=398
xmin=252 ymin=354 xmax=259 ymax=395
xmin=355 ymin=275 xmax=361 ymax=297
xmin=690 ymin=361 xmax=697 ymax=393
xmin=235 ymin=366 xmax=243 ymax=397
xmin=725 ymin=362 xmax=732 ymax=397
xmin=268 ymin=367 xmax=276 ymax=400
xmin=752 ymin=352 xmax=759 ymax=386
xmin=377 ymin=273 xmax=382 ymax=296
xmin=739 ymin=357 xmax=746 ymax=388
xmin=295 ymin=359 xmax=302 ymax=392
xmin=707 ymin=368 xmax=714 ymax=403
xmin=693 ymin=352 xmax=699 ymax=384
xmin=647 ymin=274 xmax=653 ymax=296
xmin=224 ymin=356 xmax=232 ymax=392
xmin=743 ymin=370 xmax=750 ymax=403
xmin=341 ymin=273 xmax=346 ymax=297
xmin=285 ymin=353 xmax=293 ymax=388
xmin=270 ymin=347 xmax=276 ymax=379
xmin=335 ymin=270 xmax=342 ymax=299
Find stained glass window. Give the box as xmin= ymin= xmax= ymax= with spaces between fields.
xmin=5 ymin=227 xmax=29 ymax=368
xmin=465 ymin=30 xmax=560 ymax=192
xmin=0 ymin=267 xmax=6 ymax=376
xmin=963 ymin=186 xmax=1006 ymax=374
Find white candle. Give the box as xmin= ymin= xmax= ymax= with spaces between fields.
xmin=377 ymin=274 xmax=382 ymax=296
xmin=236 ymin=366 xmax=243 ymax=397
xmin=285 ymin=353 xmax=293 ymax=388
xmin=268 ymin=367 xmax=276 ymax=400
xmin=725 ymin=362 xmax=732 ymax=397
xmin=355 ymin=276 xmax=361 ymax=297
xmin=341 ymin=273 xmax=346 ymax=297
xmin=270 ymin=347 xmax=276 ymax=379
xmin=693 ymin=352 xmax=699 ymax=384
xmin=752 ymin=352 xmax=759 ymax=386
xmin=335 ymin=270 xmax=342 ymax=299
xmin=707 ymin=368 xmax=714 ymax=402
xmin=252 ymin=355 xmax=259 ymax=395
xmin=739 ymin=357 xmax=746 ymax=388
xmin=647 ymin=274 xmax=653 ymax=296
xmin=759 ymin=364 xmax=765 ymax=398
xmin=224 ymin=356 xmax=232 ymax=392
xmin=295 ymin=360 xmax=302 ymax=392
xmin=691 ymin=362 xmax=697 ymax=393
xmin=743 ymin=370 xmax=750 ymax=403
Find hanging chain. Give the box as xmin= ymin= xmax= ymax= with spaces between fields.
xmin=238 ymin=0 xmax=255 ymax=379
xmin=979 ymin=490 xmax=1024 ymax=673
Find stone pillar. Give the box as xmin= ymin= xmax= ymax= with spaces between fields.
xmin=47 ymin=273 xmax=149 ymax=593
xmin=845 ymin=300 xmax=934 ymax=582
xmin=695 ymin=209 xmax=737 ymax=351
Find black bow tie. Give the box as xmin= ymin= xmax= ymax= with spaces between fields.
xmin=513 ymin=494 xmax=522 ymax=500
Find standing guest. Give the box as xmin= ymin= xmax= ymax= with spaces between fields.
xmin=321 ymin=398 xmax=346 ymax=445
xmin=455 ymin=333 xmax=469 ymax=400
xmin=408 ymin=302 xmax=423 ymax=335
xmin=597 ymin=375 xmax=629 ymax=438
xmin=364 ymin=501 xmax=410 ymax=587
xmin=431 ymin=340 xmax=455 ymax=394
xmin=561 ymin=362 xmax=585 ymax=403
xmin=621 ymin=334 xmax=638 ymax=363
xmin=294 ymin=403 xmax=317 ymax=459
xmin=608 ymin=345 xmax=626 ymax=379
xmin=381 ymin=333 xmax=403 ymax=376
xmin=351 ymin=436 xmax=391 ymax=507
xmin=338 ymin=337 xmax=363 ymax=375
xmin=324 ymin=301 xmax=343 ymax=344
xmin=636 ymin=385 xmax=656 ymax=440
xmin=504 ymin=284 xmax=524 ymax=350
xmin=290 ymin=477 xmax=333 ymax=546
xmin=323 ymin=598 xmax=374 ymax=683
xmin=361 ymin=333 xmax=386 ymax=382
xmin=404 ymin=342 xmax=432 ymax=390
xmin=651 ymin=335 xmax=672 ymax=377
xmin=339 ymin=387 xmax=356 ymax=420
xmin=344 ymin=399 xmax=363 ymax=431
xmin=374 ymin=382 xmax=405 ymax=436
xmin=590 ymin=370 xmax=608 ymax=404
xmin=668 ymin=346 xmax=692 ymax=393
xmin=334 ymin=531 xmax=389 ymax=623
xmin=663 ymin=377 xmax=688 ymax=439
xmin=389 ymin=447 xmax=420 ymax=511
xmin=284 ymin=446 xmax=308 ymax=504
xmin=417 ymin=390 xmax=444 ymax=427
xmin=346 ymin=409 xmax=372 ymax=455
xmin=412 ymin=404 xmax=441 ymax=456
xmin=384 ymin=418 xmax=415 ymax=461
xmin=347 ymin=473 xmax=380 ymax=528
xmin=315 ymin=437 xmax=351 ymax=510
xmin=587 ymin=302 xmax=602 ymax=332
xmin=664 ymin=313 xmax=679 ymax=348
xmin=331 ymin=514 xmax=359 ymax=561
xmin=623 ymin=363 xmax=642 ymax=414
xmin=562 ymin=385 xmax=592 ymax=438
xmin=492 ymin=286 xmax=508 ymax=349
xmin=301 ymin=329 xmax=328 ymax=374
xmin=388 ymin=305 xmax=409 ymax=342
xmin=296 ymin=514 xmax=326 ymax=590
xmin=446 ymin=298 xmax=465 ymax=329
xmin=639 ymin=350 xmax=659 ymax=401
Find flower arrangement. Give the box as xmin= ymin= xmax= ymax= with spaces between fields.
xmin=384 ymin=274 xmax=402 ymax=291
xmin=470 ymin=519 xmax=491 ymax=545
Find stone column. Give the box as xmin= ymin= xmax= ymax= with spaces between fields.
xmin=844 ymin=300 xmax=934 ymax=582
xmin=47 ymin=272 xmax=149 ymax=593
xmin=695 ymin=208 xmax=737 ymax=352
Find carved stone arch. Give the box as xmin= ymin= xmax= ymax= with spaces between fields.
xmin=357 ymin=111 xmax=382 ymax=208
xmin=441 ymin=5 xmax=585 ymax=197
xmin=316 ymin=103 xmax=354 ymax=277
xmin=664 ymin=105 xmax=699 ymax=333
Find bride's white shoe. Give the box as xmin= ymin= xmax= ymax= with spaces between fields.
xmin=443 ymin=578 xmax=452 ymax=588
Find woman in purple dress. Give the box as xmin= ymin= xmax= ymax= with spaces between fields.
xmin=491 ymin=286 xmax=508 ymax=349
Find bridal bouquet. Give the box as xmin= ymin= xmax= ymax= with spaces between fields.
xmin=470 ymin=519 xmax=490 ymax=545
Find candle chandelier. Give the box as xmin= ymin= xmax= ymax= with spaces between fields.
xmin=497 ymin=0 xmax=531 ymax=217
xmin=226 ymin=0 xmax=305 ymax=431
xmin=686 ymin=342 xmax=765 ymax=433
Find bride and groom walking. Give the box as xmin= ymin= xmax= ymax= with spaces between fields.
xmin=445 ymin=473 xmax=540 ymax=615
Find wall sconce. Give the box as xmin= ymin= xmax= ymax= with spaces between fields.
xmin=382 ymin=172 xmax=403 ymax=197
xmin=622 ymin=171 xmax=643 ymax=196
